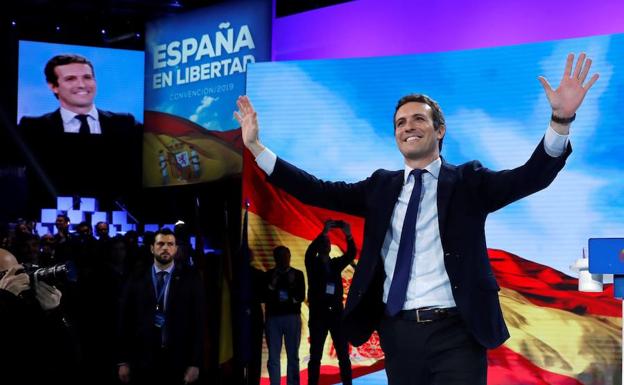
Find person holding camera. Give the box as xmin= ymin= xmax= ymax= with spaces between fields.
xmin=264 ymin=245 xmax=305 ymax=385
xmin=305 ymin=220 xmax=355 ymax=385
xmin=0 ymin=248 xmax=75 ymax=385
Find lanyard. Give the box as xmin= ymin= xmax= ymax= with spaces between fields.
xmin=151 ymin=267 xmax=172 ymax=310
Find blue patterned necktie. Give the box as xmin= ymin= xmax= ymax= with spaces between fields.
xmin=386 ymin=168 xmax=424 ymax=316
xmin=156 ymin=271 xmax=167 ymax=311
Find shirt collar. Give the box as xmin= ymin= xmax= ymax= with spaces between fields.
xmin=153 ymin=262 xmax=175 ymax=274
xmin=60 ymin=105 xmax=99 ymax=124
xmin=403 ymin=157 xmax=441 ymax=184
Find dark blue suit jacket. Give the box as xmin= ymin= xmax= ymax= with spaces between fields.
xmin=18 ymin=108 xmax=142 ymax=202
xmin=266 ymin=138 xmax=571 ymax=349
xmin=118 ymin=264 xmax=205 ymax=371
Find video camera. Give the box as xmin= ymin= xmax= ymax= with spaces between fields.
xmin=0 ymin=262 xmax=77 ymax=287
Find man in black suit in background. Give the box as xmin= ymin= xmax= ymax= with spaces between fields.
xmin=18 ymin=54 xmax=142 ymax=209
xmin=117 ymin=228 xmax=204 ymax=385
xmin=235 ymin=53 xmax=599 ymax=385
xmin=305 ymin=220 xmax=355 ymax=385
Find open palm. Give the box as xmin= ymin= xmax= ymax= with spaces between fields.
xmin=538 ymin=53 xmax=599 ymax=118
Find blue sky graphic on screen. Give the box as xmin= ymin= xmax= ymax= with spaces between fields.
xmin=17 ymin=40 xmax=144 ymax=122
xmin=247 ymin=33 xmax=624 ymax=275
xmin=144 ymin=1 xmax=271 ymax=132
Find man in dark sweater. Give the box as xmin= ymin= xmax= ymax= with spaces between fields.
xmin=305 ymin=220 xmax=355 ymax=385
xmin=264 ymin=245 xmax=305 ymax=385
xmin=0 ymin=248 xmax=76 ymax=385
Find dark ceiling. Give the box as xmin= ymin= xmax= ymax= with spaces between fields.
xmin=4 ymin=0 xmax=354 ymax=49
xmin=4 ymin=0 xmax=223 ymax=49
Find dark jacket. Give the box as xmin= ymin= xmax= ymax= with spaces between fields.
xmin=118 ymin=263 xmax=205 ymax=372
xmin=264 ymin=267 xmax=305 ymax=317
xmin=266 ymin=138 xmax=571 ymax=349
xmin=18 ymin=108 xmax=142 ymax=203
xmin=305 ymin=235 xmax=355 ymax=312
xmin=0 ymin=289 xmax=76 ymax=385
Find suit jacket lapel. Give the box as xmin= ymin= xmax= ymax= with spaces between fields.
xmin=98 ymin=109 xmax=109 ymax=134
xmin=144 ymin=270 xmax=157 ymax=307
xmin=437 ymin=159 xmax=457 ymax=242
xmin=51 ymin=109 xmax=64 ymax=135
xmin=380 ymin=171 xmax=404 ymax=233
xmin=166 ymin=265 xmax=181 ymax=311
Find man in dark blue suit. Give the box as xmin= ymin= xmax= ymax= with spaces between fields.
xmin=18 ymin=54 xmax=142 ymax=208
xmin=117 ymin=228 xmax=205 ymax=385
xmin=235 ymin=53 xmax=599 ymax=385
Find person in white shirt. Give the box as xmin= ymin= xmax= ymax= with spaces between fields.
xmin=235 ymin=53 xmax=599 ymax=385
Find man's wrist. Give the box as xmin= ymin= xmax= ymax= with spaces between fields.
xmin=551 ymin=112 xmax=576 ymax=124
xmin=248 ymin=141 xmax=266 ymax=158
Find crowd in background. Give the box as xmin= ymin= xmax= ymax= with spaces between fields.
xmin=0 ymin=214 xmax=204 ymax=385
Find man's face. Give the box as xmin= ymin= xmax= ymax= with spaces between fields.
xmin=41 ymin=234 xmax=55 ymax=255
xmin=151 ymin=234 xmax=177 ymax=266
xmin=77 ymin=225 xmax=91 ymax=237
xmin=17 ymin=223 xmax=29 ymax=235
xmin=275 ymin=250 xmax=291 ymax=269
xmin=96 ymin=223 xmax=109 ymax=238
xmin=394 ymin=102 xmax=445 ymax=163
xmin=55 ymin=216 xmax=69 ymax=232
xmin=48 ymin=63 xmax=96 ymax=112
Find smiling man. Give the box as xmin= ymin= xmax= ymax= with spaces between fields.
xmin=236 ymin=53 xmax=599 ymax=385
xmin=18 ymin=54 xmax=142 ymax=208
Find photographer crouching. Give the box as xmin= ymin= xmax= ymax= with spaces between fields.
xmin=0 ymin=248 xmax=77 ymax=385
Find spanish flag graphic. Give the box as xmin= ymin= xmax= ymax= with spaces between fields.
xmin=143 ymin=110 xmax=243 ymax=187
xmin=242 ymin=150 xmax=621 ymax=385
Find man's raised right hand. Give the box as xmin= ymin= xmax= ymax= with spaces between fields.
xmin=235 ymin=95 xmax=266 ymax=157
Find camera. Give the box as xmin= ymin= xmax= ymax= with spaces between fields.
xmin=0 ymin=262 xmax=77 ymax=287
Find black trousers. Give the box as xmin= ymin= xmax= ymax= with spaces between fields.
xmin=307 ymin=307 xmax=352 ymax=385
xmin=378 ymin=313 xmax=486 ymax=385
xmin=132 ymin=347 xmax=186 ymax=385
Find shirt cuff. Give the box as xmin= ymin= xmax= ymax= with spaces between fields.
xmin=255 ymin=147 xmax=277 ymax=176
xmin=543 ymin=125 xmax=570 ymax=157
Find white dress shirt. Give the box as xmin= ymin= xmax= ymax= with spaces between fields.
xmin=60 ymin=105 xmax=102 ymax=134
xmin=256 ymin=125 xmax=569 ymax=310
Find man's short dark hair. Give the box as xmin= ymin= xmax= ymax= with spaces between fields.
xmin=153 ymin=228 xmax=176 ymax=245
xmin=44 ymin=54 xmax=95 ymax=86
xmin=56 ymin=213 xmax=69 ymax=223
xmin=394 ymin=94 xmax=446 ymax=151
xmin=273 ymin=245 xmax=290 ymax=260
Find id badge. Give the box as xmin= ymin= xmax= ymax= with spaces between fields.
xmin=325 ymin=283 xmax=336 ymax=295
xmin=278 ymin=290 xmax=289 ymax=302
xmin=154 ymin=311 xmax=166 ymax=328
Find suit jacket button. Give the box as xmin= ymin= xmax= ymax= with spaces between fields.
xmin=453 ymin=285 xmax=459 ymax=290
